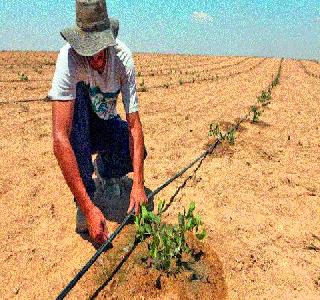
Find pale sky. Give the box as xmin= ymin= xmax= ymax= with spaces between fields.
xmin=1 ymin=0 xmax=319 ymax=59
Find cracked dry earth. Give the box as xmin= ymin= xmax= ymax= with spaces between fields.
xmin=0 ymin=53 xmax=319 ymax=299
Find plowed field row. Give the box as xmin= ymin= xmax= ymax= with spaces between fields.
xmin=0 ymin=57 xmax=238 ymax=83
xmin=139 ymin=57 xmax=247 ymax=77
xmin=0 ymin=58 xmax=264 ymax=102
xmin=0 ymin=52 xmax=213 ymax=69
xmin=137 ymin=58 xmax=267 ymax=91
xmin=0 ymin=58 xmax=240 ymax=82
xmin=0 ymin=51 xmax=57 ymax=67
xmin=136 ymin=57 xmax=232 ymax=75
xmin=134 ymin=53 xmax=233 ymax=69
xmin=299 ymin=60 xmax=320 ymax=79
xmin=0 ymin=56 xmax=237 ymax=83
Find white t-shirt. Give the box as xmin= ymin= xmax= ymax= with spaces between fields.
xmin=48 ymin=39 xmax=139 ymax=120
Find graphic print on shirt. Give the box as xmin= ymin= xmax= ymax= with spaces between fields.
xmin=89 ymin=86 xmax=121 ymax=120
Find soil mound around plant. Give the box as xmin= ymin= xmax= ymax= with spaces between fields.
xmin=90 ymin=225 xmax=227 ymax=299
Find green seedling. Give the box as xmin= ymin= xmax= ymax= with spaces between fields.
xmin=139 ymin=79 xmax=148 ymax=92
xmin=19 ymin=73 xmax=29 ymax=81
xmin=134 ymin=201 xmax=206 ymax=273
xmin=257 ymin=90 xmax=271 ymax=105
xmin=271 ymin=74 xmax=280 ymax=87
xmin=179 ymin=79 xmax=184 ymax=85
xmin=208 ymin=123 xmax=223 ymax=140
xmin=225 ymin=128 xmax=236 ymax=145
xmin=250 ymin=105 xmax=262 ymax=123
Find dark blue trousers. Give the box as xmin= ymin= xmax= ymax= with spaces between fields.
xmin=70 ymin=82 xmax=147 ymax=202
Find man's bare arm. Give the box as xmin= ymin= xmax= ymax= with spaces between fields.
xmin=52 ymin=100 xmax=109 ymax=243
xmin=126 ymin=111 xmax=147 ymax=214
xmin=52 ymin=100 xmax=95 ymax=214
xmin=126 ymin=111 xmax=144 ymax=185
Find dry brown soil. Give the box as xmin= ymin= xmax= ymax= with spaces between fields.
xmin=0 ymin=52 xmax=319 ymax=299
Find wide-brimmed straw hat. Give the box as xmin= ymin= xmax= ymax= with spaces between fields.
xmin=60 ymin=0 xmax=119 ymax=56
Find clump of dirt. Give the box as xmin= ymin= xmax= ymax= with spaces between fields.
xmin=206 ymin=139 xmax=235 ymax=158
xmin=90 ymin=225 xmax=227 ymax=299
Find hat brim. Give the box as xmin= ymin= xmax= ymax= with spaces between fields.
xmin=60 ymin=18 xmax=119 ymax=56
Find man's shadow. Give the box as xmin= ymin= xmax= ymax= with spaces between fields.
xmin=78 ymin=176 xmax=154 ymax=250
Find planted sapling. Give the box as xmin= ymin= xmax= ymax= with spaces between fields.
xmin=250 ymin=105 xmax=262 ymax=123
xmin=19 ymin=73 xmax=29 ymax=81
xmin=208 ymin=123 xmax=223 ymax=140
xmin=257 ymin=90 xmax=271 ymax=105
xmin=134 ymin=201 xmax=206 ymax=273
xmin=225 ymin=128 xmax=236 ymax=145
xmin=139 ymin=79 xmax=147 ymax=92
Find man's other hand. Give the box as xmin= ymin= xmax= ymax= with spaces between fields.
xmin=127 ymin=184 xmax=148 ymax=215
xmin=85 ymin=206 xmax=110 ymax=244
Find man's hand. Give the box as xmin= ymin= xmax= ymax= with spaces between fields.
xmin=127 ymin=184 xmax=148 ymax=215
xmin=85 ymin=206 xmax=110 ymax=244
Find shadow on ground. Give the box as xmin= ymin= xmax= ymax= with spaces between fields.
xmin=77 ymin=176 xmax=154 ymax=250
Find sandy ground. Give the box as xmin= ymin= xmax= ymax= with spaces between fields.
xmin=0 ymin=52 xmax=319 ymax=299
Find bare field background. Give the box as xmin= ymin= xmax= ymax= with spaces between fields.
xmin=0 ymin=51 xmax=319 ymax=299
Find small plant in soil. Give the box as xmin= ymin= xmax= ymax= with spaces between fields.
xmin=179 ymin=79 xmax=184 ymax=85
xmin=250 ymin=105 xmax=262 ymax=123
xmin=19 ymin=73 xmax=29 ymax=81
xmin=139 ymin=79 xmax=147 ymax=92
xmin=134 ymin=201 xmax=206 ymax=273
xmin=225 ymin=128 xmax=236 ymax=145
xmin=208 ymin=123 xmax=223 ymax=140
xmin=257 ymin=90 xmax=271 ymax=106
xmin=272 ymin=75 xmax=279 ymax=87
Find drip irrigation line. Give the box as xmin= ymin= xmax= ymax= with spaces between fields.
xmin=56 ymin=58 xmax=283 ymax=299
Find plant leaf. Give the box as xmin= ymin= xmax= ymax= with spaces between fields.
xmin=196 ymin=229 xmax=206 ymax=240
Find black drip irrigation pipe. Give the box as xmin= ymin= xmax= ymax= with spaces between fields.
xmin=56 ymin=58 xmax=283 ymax=299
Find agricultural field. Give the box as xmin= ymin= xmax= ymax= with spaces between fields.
xmin=0 ymin=51 xmax=319 ymax=299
